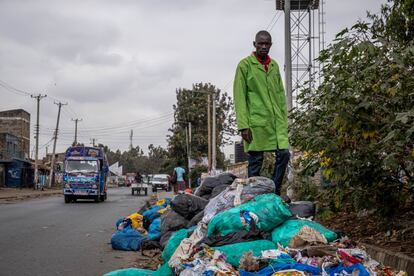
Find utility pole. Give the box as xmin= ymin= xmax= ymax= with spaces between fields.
xmin=188 ymin=89 xmax=217 ymax=174
xmin=188 ymin=122 xmax=192 ymax=187
xmin=211 ymin=91 xmax=217 ymax=174
xmin=207 ymin=93 xmax=212 ymax=171
xmin=129 ymin=130 xmax=133 ymax=150
xmin=90 ymin=138 xmax=97 ymax=147
xmin=49 ymin=101 xmax=67 ymax=188
xmin=71 ymin=118 xmax=82 ymax=145
xmin=31 ymin=93 xmax=47 ymax=189
xmin=284 ymin=0 xmax=293 ymax=113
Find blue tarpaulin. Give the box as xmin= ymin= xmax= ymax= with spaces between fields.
xmin=148 ymin=218 xmax=161 ymax=240
xmin=111 ymin=227 xmax=146 ymax=251
xmin=240 ymin=263 xmax=322 ymax=276
xmin=325 ymin=263 xmax=370 ymax=276
xmin=143 ymin=205 xmax=163 ymax=222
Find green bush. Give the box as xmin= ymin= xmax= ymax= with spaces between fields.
xmin=290 ymin=0 xmax=414 ymax=216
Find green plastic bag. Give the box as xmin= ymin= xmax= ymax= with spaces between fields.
xmin=208 ymin=194 xmax=292 ymax=236
xmin=103 ymin=268 xmax=154 ymax=276
xmin=214 ymin=240 xmax=277 ymax=267
xmin=161 ymin=228 xmax=189 ymax=263
xmin=153 ymin=263 xmax=173 ymax=276
xmin=271 ymin=219 xmax=337 ymax=247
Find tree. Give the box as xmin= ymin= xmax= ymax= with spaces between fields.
xmin=290 ymin=0 xmax=414 ymax=216
xmin=166 ymin=82 xmax=236 ymax=173
xmin=146 ymin=144 xmax=168 ymax=174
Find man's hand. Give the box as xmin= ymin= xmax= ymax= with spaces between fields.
xmin=241 ymin=128 xmax=253 ymax=143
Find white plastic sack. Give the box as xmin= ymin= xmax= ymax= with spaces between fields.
xmin=202 ymin=177 xmax=275 ymax=224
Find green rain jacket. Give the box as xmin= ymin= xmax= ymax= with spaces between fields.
xmin=233 ymin=54 xmax=289 ymax=152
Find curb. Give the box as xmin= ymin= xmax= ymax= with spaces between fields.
xmin=0 ymin=191 xmax=62 ymax=202
xmin=362 ymin=242 xmax=414 ymax=274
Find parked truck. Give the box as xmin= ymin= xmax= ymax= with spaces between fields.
xmin=63 ymin=146 xmax=109 ymax=203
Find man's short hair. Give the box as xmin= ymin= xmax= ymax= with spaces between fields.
xmin=255 ymin=30 xmax=272 ymax=41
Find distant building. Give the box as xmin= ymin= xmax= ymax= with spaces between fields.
xmin=43 ymin=152 xmax=66 ymax=165
xmin=0 ymin=109 xmax=32 ymax=187
xmin=0 ymin=133 xmax=22 ymax=160
xmin=0 ymin=133 xmax=33 ymax=187
xmin=0 ymin=109 xmax=30 ymax=159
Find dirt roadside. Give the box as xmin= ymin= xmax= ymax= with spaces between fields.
xmin=0 ymin=187 xmax=62 ymax=204
xmin=322 ymin=209 xmax=414 ymax=259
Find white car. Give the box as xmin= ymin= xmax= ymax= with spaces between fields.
xmin=151 ymin=174 xmax=170 ymax=192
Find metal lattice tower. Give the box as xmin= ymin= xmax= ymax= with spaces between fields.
xmin=276 ymin=0 xmax=326 ymax=108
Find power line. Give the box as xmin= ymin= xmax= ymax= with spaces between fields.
xmin=268 ymin=11 xmax=282 ymax=31
xmin=266 ymin=12 xmax=279 ymax=30
xmin=38 ymin=112 xmax=174 ymax=134
xmin=0 ymin=79 xmax=32 ymax=97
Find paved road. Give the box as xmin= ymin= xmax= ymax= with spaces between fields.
xmin=0 ymin=187 xmax=149 ymax=276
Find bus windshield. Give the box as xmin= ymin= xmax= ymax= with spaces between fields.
xmin=66 ymin=160 xmax=98 ymax=173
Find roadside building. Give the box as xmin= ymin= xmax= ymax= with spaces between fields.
xmin=41 ymin=152 xmax=66 ymax=186
xmin=0 ymin=109 xmax=33 ymax=187
xmin=0 ymin=133 xmax=33 ymax=187
xmin=0 ymin=109 xmax=30 ymax=159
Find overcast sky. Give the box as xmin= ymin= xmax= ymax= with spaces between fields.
xmin=0 ymin=0 xmax=385 ymax=159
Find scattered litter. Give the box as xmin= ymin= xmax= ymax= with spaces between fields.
xmin=105 ymin=176 xmax=407 ymax=276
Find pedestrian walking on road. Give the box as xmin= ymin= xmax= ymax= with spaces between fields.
xmin=233 ymin=30 xmax=290 ymax=195
xmin=172 ymin=161 xmax=186 ymax=194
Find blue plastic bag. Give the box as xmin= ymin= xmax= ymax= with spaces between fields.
xmin=111 ymin=228 xmax=147 ymax=251
xmin=325 ymin=263 xmax=370 ymax=276
xmin=143 ymin=205 xmax=163 ymax=222
xmin=163 ymin=197 xmax=172 ymax=207
xmin=148 ymin=218 xmax=161 ymax=240
xmin=240 ymin=263 xmax=322 ymax=276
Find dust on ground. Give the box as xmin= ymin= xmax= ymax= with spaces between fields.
xmin=321 ymin=209 xmax=414 ymax=258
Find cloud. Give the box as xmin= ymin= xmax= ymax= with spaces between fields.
xmin=0 ymin=0 xmax=388 ymax=156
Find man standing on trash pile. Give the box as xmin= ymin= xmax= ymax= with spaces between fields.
xmin=233 ymin=30 xmax=290 ymax=195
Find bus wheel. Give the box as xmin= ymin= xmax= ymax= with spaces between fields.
xmin=64 ymin=195 xmax=71 ymax=203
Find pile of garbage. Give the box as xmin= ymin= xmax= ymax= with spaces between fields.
xmin=105 ymin=174 xmax=407 ymax=276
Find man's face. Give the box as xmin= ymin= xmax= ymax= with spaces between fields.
xmin=254 ymin=34 xmax=272 ymax=58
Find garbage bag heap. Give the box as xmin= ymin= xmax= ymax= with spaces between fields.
xmin=106 ymin=174 xmax=407 ymax=276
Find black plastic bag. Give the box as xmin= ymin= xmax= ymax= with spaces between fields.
xmin=160 ymin=230 xmax=175 ymax=249
xmin=194 ymin=173 xmax=237 ymax=198
xmin=160 ymin=209 xmax=189 ymax=235
xmin=186 ymin=210 xmax=204 ymax=228
xmin=197 ymin=220 xmax=265 ymax=247
xmin=210 ymin=184 xmax=229 ymax=199
xmin=288 ymin=201 xmax=315 ymax=218
xmin=170 ymin=194 xmax=208 ymax=220
xmin=141 ymin=240 xmax=162 ymax=251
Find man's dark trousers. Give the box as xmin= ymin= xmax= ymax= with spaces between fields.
xmin=247 ymin=149 xmax=290 ymax=195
